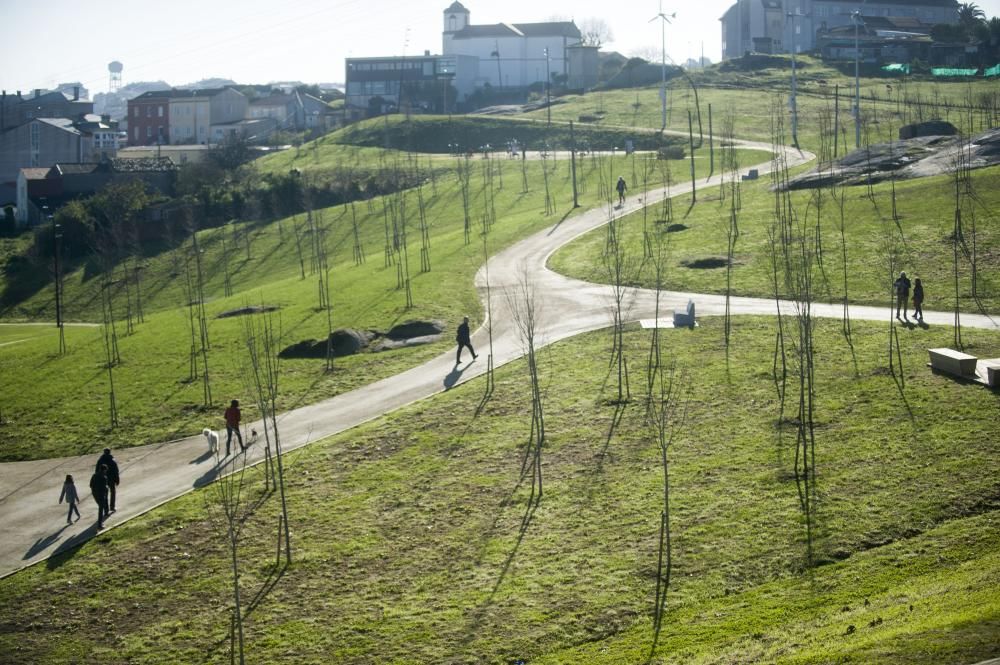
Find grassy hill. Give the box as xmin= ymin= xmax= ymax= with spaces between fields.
xmin=1 ymin=317 xmax=997 ymax=663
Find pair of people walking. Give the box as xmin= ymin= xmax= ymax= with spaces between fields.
xmin=61 ymin=448 xmax=120 ymax=529
xmin=893 ymin=271 xmax=924 ymax=321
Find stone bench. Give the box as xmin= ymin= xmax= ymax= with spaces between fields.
xmin=673 ymin=300 xmax=696 ymax=328
xmin=982 ymin=360 xmax=1000 ymax=388
xmin=928 ymin=348 xmax=978 ymax=377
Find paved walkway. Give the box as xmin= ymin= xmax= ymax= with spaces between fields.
xmin=1 ymin=139 xmax=997 ymax=579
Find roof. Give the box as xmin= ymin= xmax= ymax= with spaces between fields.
xmin=444 ymin=1 xmax=468 ymax=13
xmin=55 ymin=163 xmax=101 ymax=176
xmin=250 ymin=94 xmax=296 ymax=106
xmin=35 ymin=118 xmax=81 ymax=135
xmin=132 ymin=88 xmax=243 ymax=101
xmin=452 ymin=21 xmax=580 ymax=39
xmin=19 ymin=168 xmax=52 ymax=181
xmin=814 ymin=0 xmax=955 ymax=4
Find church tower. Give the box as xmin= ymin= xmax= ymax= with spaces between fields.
xmin=442 ymin=1 xmax=470 ymax=53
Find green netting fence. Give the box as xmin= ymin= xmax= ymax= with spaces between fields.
xmin=985 ymin=64 xmax=1000 ymax=77
xmin=931 ymin=68 xmax=979 ymax=77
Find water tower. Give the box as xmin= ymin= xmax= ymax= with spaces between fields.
xmin=108 ymin=61 xmax=123 ymax=93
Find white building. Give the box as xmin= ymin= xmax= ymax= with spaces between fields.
xmin=441 ymin=1 xmax=582 ymax=89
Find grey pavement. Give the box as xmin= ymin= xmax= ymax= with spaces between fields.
xmin=1 ymin=138 xmax=997 ymax=579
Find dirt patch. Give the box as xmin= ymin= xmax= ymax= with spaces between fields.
xmin=682 ymin=257 xmax=730 ymax=270
xmin=215 ymin=305 xmax=280 ymax=319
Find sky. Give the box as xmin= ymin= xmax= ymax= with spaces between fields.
xmin=2 ymin=0 xmax=999 ymax=96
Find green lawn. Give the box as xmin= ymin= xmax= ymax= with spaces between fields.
xmin=1 ymin=316 xmax=997 ymax=663
xmin=550 ymin=164 xmax=1000 ymax=314
xmin=0 ymin=147 xmax=767 ymax=461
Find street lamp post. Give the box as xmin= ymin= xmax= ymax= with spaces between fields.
xmin=544 ymin=47 xmax=551 ymax=126
xmin=853 ymin=10 xmax=863 ymax=148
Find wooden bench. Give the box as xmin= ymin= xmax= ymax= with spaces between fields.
xmin=928 ymin=348 xmax=978 ymax=377
xmin=673 ymin=300 xmax=696 ymax=328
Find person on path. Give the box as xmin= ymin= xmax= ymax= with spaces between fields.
xmin=912 ymin=278 xmax=924 ymax=320
xmin=456 ymin=316 xmax=477 ymax=365
xmin=616 ymin=176 xmax=627 ymax=206
xmin=59 ymin=474 xmax=81 ymax=524
xmin=224 ymin=399 xmax=245 ymax=455
xmin=89 ymin=466 xmax=110 ymax=529
xmin=893 ymin=271 xmax=911 ymax=320
xmin=95 ymin=448 xmax=120 ymax=512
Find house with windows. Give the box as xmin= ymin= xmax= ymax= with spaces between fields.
xmin=0 ymin=117 xmax=98 ymax=186
xmin=127 ymin=90 xmax=178 ymax=146
xmin=1 ymin=88 xmax=92 ymax=132
xmin=345 ymin=53 xmax=478 ymax=118
xmin=127 ymin=87 xmax=248 ymax=146
xmin=720 ymin=0 xmax=959 ymax=59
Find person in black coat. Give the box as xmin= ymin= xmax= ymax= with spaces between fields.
xmin=89 ymin=466 xmax=110 ymax=529
xmin=912 ymin=278 xmax=924 ymax=320
xmin=893 ymin=271 xmax=911 ymax=320
xmin=456 ymin=316 xmax=477 ymax=365
xmin=96 ymin=448 xmax=120 ymax=512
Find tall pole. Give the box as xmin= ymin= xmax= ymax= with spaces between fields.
xmin=544 ymin=47 xmax=551 ymax=126
xmin=854 ymin=11 xmax=862 ymax=149
xmin=570 ymin=121 xmax=579 ymax=208
xmin=660 ymin=6 xmax=667 ymax=130
xmin=788 ymin=10 xmax=799 ymax=148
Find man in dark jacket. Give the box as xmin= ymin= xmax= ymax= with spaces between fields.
xmin=96 ymin=448 xmax=120 ymax=512
xmin=893 ymin=271 xmax=911 ymax=320
xmin=456 ymin=316 xmax=477 ymax=365
xmin=89 ymin=466 xmax=110 ymax=529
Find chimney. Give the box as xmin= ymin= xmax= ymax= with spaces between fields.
xmin=101 ymin=114 xmax=110 ymax=124
xmin=74 ymin=86 xmax=80 ymax=101
xmin=425 ymin=50 xmax=431 ymax=56
xmin=16 ymin=90 xmax=22 ymax=99
xmin=34 ymin=89 xmax=41 ymax=99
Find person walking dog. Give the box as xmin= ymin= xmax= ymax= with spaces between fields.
xmin=456 ymin=316 xmax=477 ymax=365
xmin=224 ymin=399 xmax=245 ymax=455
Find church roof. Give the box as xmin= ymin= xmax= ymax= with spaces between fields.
xmin=452 ymin=20 xmax=581 ymax=40
xmin=444 ymin=1 xmax=468 ymax=13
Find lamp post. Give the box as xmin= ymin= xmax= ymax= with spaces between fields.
xmin=787 ymin=8 xmax=809 ymax=149
xmin=853 ymin=10 xmax=863 ymax=148
xmin=544 ymin=47 xmax=551 ymax=126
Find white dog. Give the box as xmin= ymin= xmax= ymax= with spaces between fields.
xmin=202 ymin=428 xmax=219 ymax=453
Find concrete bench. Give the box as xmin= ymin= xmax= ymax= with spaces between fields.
xmin=928 ymin=348 xmax=978 ymax=377
xmin=982 ymin=361 xmax=1000 ymax=388
xmin=673 ymin=300 xmax=696 ymax=328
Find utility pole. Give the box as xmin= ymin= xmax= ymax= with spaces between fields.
xmin=650 ymin=2 xmax=676 ymax=132
xmin=52 ymin=215 xmax=66 ymax=355
xmin=570 ymin=121 xmax=579 ymax=207
xmin=787 ymin=7 xmax=808 ymax=149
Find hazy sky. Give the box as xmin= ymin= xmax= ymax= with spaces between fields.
xmin=2 ymin=0 xmax=998 ymax=95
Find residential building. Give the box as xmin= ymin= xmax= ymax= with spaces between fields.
xmin=441 ymin=1 xmax=582 ymax=89
xmin=720 ymin=0 xmax=959 ymax=59
xmin=127 ymin=90 xmax=178 ymax=146
xmin=168 ymin=88 xmax=248 ymax=145
xmin=16 ymin=158 xmax=176 ymax=225
xmin=1 ymin=88 xmax=92 ymax=132
xmin=0 ymin=113 xmax=123 ymax=187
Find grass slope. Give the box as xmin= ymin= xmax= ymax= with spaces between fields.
xmin=550 ymin=165 xmax=1000 ymax=314
xmin=0 ymin=147 xmax=766 ymax=461
xmin=1 ymin=316 xmax=997 ymax=663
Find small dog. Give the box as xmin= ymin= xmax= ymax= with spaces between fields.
xmin=202 ymin=428 xmax=219 ymax=453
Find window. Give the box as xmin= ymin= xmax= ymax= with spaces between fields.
xmin=147 ymin=107 xmax=152 ymax=117
xmin=146 ymin=127 xmax=152 ymax=138
xmin=29 ymin=123 xmax=40 ymax=166
xmin=158 ymin=106 xmax=163 ymax=117
xmin=134 ymin=127 xmax=139 ymax=140
xmin=134 ymin=107 xmax=139 ymax=117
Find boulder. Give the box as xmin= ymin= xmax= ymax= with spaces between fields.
xmin=898 ymin=120 xmax=957 ymax=141
xmin=279 ymin=328 xmax=375 ymax=359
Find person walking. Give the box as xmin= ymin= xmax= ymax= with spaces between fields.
xmin=95 ymin=448 xmax=120 ymax=512
xmin=912 ymin=278 xmax=924 ymax=320
xmin=224 ymin=399 xmax=245 ymax=455
xmin=616 ymin=176 xmax=627 ymax=206
xmin=893 ymin=271 xmax=911 ymax=320
xmin=455 ymin=316 xmax=477 ymax=365
xmin=89 ymin=466 xmax=110 ymax=529
xmin=59 ymin=474 xmax=81 ymax=524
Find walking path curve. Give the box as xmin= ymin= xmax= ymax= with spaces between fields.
xmin=1 ymin=137 xmax=996 ymax=579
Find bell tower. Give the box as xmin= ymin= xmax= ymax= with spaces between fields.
xmin=443 ymin=1 xmax=470 ymax=50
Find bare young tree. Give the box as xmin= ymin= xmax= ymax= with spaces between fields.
xmin=505 ymin=267 xmax=545 ymax=504
xmin=604 ymin=216 xmax=635 ymax=403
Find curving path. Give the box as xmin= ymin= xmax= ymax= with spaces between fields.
xmin=1 ymin=138 xmax=997 ymax=579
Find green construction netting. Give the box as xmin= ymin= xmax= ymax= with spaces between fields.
xmin=931 ymin=68 xmax=978 ymax=77
xmin=985 ymin=64 xmax=1000 ymax=77
xmin=882 ymin=64 xmax=911 ymax=74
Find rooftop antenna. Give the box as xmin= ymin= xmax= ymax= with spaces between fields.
xmin=649 ymin=1 xmax=676 ymax=131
